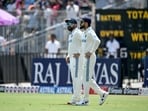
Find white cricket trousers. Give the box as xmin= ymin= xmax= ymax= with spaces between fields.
xmin=69 ymin=55 xmax=83 ymax=102
xmin=82 ymin=53 xmax=105 ymax=101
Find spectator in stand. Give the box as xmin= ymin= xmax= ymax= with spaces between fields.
xmin=105 ymin=35 xmax=120 ymax=58
xmin=44 ymin=3 xmax=53 ymax=27
xmin=15 ymin=0 xmax=25 ymax=17
xmin=45 ymin=33 xmax=61 ymax=58
xmin=56 ymin=0 xmax=63 ymax=9
xmin=16 ymin=0 xmax=25 ymax=10
xmin=24 ymin=0 xmax=35 ymax=9
xmin=75 ymin=0 xmax=92 ymax=10
xmin=27 ymin=4 xmax=41 ymax=31
xmin=6 ymin=0 xmax=16 ymax=12
xmin=38 ymin=0 xmax=48 ymax=10
xmin=50 ymin=0 xmax=63 ymax=9
xmin=49 ymin=0 xmax=63 ymax=25
xmin=66 ymin=0 xmax=80 ymax=19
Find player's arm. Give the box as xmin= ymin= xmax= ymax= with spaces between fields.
xmin=89 ymin=33 xmax=100 ymax=53
xmin=85 ymin=33 xmax=100 ymax=58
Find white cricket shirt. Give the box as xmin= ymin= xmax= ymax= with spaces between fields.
xmin=82 ymin=27 xmax=101 ymax=53
xmin=45 ymin=40 xmax=61 ymax=54
xmin=68 ymin=28 xmax=82 ymax=56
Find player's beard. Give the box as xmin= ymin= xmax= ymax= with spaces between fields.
xmin=80 ymin=22 xmax=84 ymax=29
xmin=80 ymin=25 xmax=84 ymax=29
xmin=67 ymin=26 xmax=73 ymax=31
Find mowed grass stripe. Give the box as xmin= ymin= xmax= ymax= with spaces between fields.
xmin=0 ymin=93 xmax=148 ymax=111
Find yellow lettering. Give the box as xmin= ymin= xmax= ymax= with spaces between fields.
xmin=114 ymin=30 xmax=119 ymax=37
xmin=138 ymin=11 xmax=143 ymax=18
xmin=119 ymin=31 xmax=124 ymax=37
xmin=127 ymin=10 xmax=148 ymax=19
xmin=131 ymin=33 xmax=139 ymax=41
xmin=144 ymin=33 xmax=148 ymax=41
xmin=131 ymin=32 xmax=148 ymax=42
xmin=133 ymin=11 xmax=138 ymax=19
xmin=130 ymin=52 xmax=133 ymax=59
xmin=100 ymin=15 xmax=105 ymax=21
xmin=137 ymin=52 xmax=141 ymax=59
xmin=100 ymin=30 xmax=124 ymax=37
xmin=130 ymin=52 xmax=137 ymax=59
xmin=127 ymin=11 xmax=132 ymax=19
xmin=143 ymin=11 xmax=148 ymax=19
xmin=100 ymin=15 xmax=121 ymax=21
xmin=130 ymin=52 xmax=145 ymax=59
xmin=139 ymin=34 xmax=144 ymax=41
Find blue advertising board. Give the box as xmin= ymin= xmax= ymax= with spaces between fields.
xmin=32 ymin=58 xmax=72 ymax=86
xmin=95 ymin=58 xmax=121 ymax=87
xmin=144 ymin=57 xmax=148 ymax=87
xmin=32 ymin=58 xmax=121 ymax=87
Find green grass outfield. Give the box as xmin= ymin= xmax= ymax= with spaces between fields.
xmin=0 ymin=93 xmax=148 ymax=111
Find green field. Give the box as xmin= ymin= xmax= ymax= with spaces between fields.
xmin=0 ymin=93 xmax=148 ymax=111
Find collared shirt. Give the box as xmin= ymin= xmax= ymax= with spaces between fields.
xmin=45 ymin=40 xmax=61 ymax=58
xmin=106 ymin=38 xmax=120 ymax=56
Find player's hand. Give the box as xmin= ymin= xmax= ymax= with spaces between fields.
xmin=85 ymin=52 xmax=92 ymax=58
xmin=73 ymin=53 xmax=80 ymax=58
xmin=66 ymin=56 xmax=70 ymax=63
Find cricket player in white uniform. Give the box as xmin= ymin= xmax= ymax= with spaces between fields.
xmin=65 ymin=18 xmax=83 ymax=105
xmin=76 ymin=17 xmax=109 ymax=105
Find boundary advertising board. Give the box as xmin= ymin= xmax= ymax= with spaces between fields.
xmin=32 ymin=58 xmax=121 ymax=87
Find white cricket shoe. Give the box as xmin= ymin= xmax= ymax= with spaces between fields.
xmin=99 ymin=92 xmax=109 ymax=105
xmin=75 ymin=100 xmax=89 ymax=106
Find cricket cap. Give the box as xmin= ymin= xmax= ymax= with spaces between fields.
xmin=82 ymin=17 xmax=91 ymax=25
xmin=65 ymin=18 xmax=77 ymax=24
